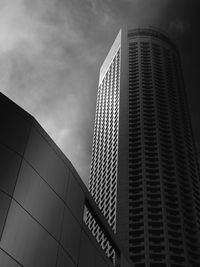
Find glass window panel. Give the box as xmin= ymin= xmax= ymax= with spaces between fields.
xmin=78 ymin=231 xmax=95 ymax=267
xmin=0 ymin=95 xmax=31 ymax=155
xmin=0 ymin=248 xmax=21 ymax=267
xmin=14 ymin=160 xmax=64 ymax=240
xmin=57 ymin=247 xmax=76 ymax=267
xmin=66 ymin=172 xmax=84 ymax=223
xmin=1 ymin=200 xmax=58 ymax=267
xmin=0 ymin=191 xmax=11 ymax=239
xmin=60 ymin=207 xmax=81 ymax=264
xmin=0 ymin=144 xmax=22 ymax=196
xmin=24 ymin=127 xmax=69 ymax=200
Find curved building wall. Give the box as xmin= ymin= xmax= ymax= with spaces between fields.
xmin=125 ymin=28 xmax=200 ymax=266
xmin=0 ymin=93 xmax=131 ymax=267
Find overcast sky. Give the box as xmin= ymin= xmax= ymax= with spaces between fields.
xmin=1 ymin=0 xmax=200 ymax=185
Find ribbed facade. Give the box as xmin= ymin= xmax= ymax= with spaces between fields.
xmin=86 ymin=31 xmax=121 ymax=262
xmin=89 ymin=47 xmax=120 ymax=228
xmin=88 ymin=28 xmax=200 ymax=267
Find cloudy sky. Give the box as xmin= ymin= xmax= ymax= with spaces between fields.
xmin=1 ymin=0 xmax=200 ymax=185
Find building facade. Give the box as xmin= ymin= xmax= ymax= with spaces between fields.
xmin=87 ymin=28 xmax=200 ymax=266
xmin=0 ymin=93 xmax=131 ymax=267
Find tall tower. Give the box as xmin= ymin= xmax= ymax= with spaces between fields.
xmin=87 ymin=28 xmax=200 ymax=266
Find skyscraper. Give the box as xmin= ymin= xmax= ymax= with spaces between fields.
xmin=87 ymin=28 xmax=200 ymax=266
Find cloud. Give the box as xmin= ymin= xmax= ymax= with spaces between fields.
xmin=0 ymin=0 xmax=200 ymax=185
xmin=0 ymin=0 xmax=42 ymax=53
xmin=0 ymin=0 xmax=95 ymax=183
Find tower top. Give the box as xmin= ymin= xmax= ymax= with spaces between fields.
xmin=99 ymin=29 xmax=121 ymax=85
xmin=127 ymin=27 xmax=178 ymax=52
xmin=99 ymin=27 xmax=178 ymax=86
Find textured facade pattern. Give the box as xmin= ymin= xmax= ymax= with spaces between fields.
xmin=89 ymin=28 xmax=200 ymax=267
xmin=127 ymin=30 xmax=200 ymax=266
xmin=0 ymin=93 xmax=132 ymax=267
xmin=87 ymin=33 xmax=121 ymax=262
xmin=89 ymin=48 xmax=120 ymax=227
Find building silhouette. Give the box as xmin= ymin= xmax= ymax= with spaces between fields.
xmin=0 ymin=93 xmax=131 ymax=267
xmin=87 ymin=28 xmax=200 ymax=266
